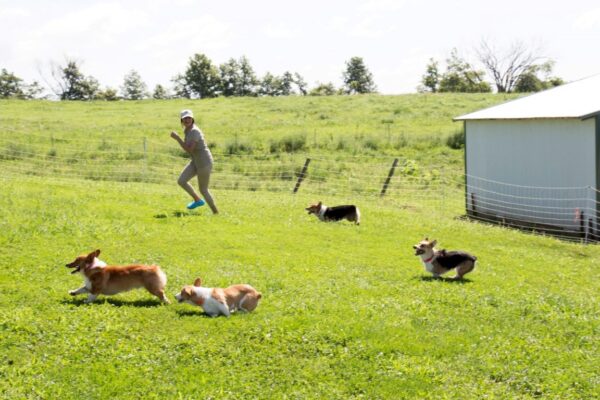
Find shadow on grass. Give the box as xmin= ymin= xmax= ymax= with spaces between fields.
xmin=62 ymin=297 xmax=166 ymax=307
xmin=153 ymin=210 xmax=200 ymax=219
xmin=416 ymin=275 xmax=473 ymax=284
xmin=175 ymin=309 xmax=211 ymax=318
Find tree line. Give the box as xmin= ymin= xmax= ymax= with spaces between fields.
xmin=0 ymin=55 xmax=376 ymax=100
xmin=0 ymin=40 xmax=564 ymax=100
xmin=419 ymin=39 xmax=563 ymax=93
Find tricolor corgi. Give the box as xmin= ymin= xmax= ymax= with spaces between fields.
xmin=413 ymin=238 xmax=477 ymax=280
xmin=65 ymin=249 xmax=169 ymax=304
xmin=305 ymin=201 xmax=360 ymax=225
xmin=175 ymin=277 xmax=261 ymax=317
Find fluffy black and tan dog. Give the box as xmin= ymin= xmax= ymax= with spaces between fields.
xmin=413 ymin=238 xmax=476 ymax=279
xmin=305 ymin=201 xmax=360 ymax=225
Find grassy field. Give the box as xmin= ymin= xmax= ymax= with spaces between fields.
xmin=0 ymin=95 xmax=599 ymax=399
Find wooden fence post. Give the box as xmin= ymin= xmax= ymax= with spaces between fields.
xmin=293 ymin=158 xmax=311 ymax=193
xmin=380 ymin=158 xmax=399 ymax=196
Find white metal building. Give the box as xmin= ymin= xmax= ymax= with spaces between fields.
xmin=454 ymin=75 xmax=600 ymax=239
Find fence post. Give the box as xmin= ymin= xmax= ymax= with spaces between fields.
xmin=380 ymin=158 xmax=399 ymax=196
xmin=293 ymin=158 xmax=311 ymax=193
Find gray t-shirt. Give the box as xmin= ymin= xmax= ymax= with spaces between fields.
xmin=184 ymin=125 xmax=213 ymax=168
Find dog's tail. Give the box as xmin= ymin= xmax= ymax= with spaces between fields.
xmin=355 ymin=207 xmax=361 ymax=225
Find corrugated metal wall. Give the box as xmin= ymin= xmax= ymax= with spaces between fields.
xmin=465 ymin=119 xmax=597 ymax=231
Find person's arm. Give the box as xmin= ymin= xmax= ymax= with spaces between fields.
xmin=170 ymin=131 xmax=197 ymax=153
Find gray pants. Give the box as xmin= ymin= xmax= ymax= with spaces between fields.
xmin=178 ymin=161 xmax=218 ymax=213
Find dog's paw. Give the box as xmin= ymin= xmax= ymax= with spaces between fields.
xmin=69 ymin=290 xmax=77 ymax=296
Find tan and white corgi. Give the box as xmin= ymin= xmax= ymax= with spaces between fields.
xmin=175 ymin=277 xmax=261 ymax=317
xmin=65 ymin=249 xmax=169 ymax=303
xmin=305 ymin=201 xmax=360 ymax=225
xmin=413 ymin=238 xmax=477 ymax=280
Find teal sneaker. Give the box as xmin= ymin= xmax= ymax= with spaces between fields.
xmin=186 ymin=199 xmax=205 ymax=209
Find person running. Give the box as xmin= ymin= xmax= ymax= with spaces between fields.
xmin=170 ymin=109 xmax=218 ymax=214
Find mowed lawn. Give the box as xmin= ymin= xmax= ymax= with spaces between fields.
xmin=0 ymin=175 xmax=598 ymax=399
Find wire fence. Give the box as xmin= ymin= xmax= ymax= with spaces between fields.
xmin=1 ymin=133 xmax=598 ymax=243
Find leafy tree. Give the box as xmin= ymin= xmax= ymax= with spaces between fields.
xmin=121 ymin=70 xmax=148 ymax=100
xmin=96 ymin=87 xmax=119 ymax=101
xmin=342 ymin=57 xmax=377 ymax=94
xmin=171 ymin=74 xmax=190 ymax=99
xmin=259 ymin=72 xmax=282 ymax=96
xmin=152 ymin=84 xmax=169 ymax=99
xmin=439 ymin=49 xmax=491 ymax=93
xmin=280 ymin=71 xmax=295 ymax=96
xmin=419 ymin=58 xmax=440 ymax=93
xmin=51 ymin=60 xmax=100 ymax=100
xmin=24 ymin=81 xmax=44 ymax=99
xmin=173 ymin=53 xmax=220 ymax=99
xmin=514 ymin=61 xmax=563 ymax=92
xmin=0 ymin=69 xmax=41 ymax=98
xmin=218 ymin=58 xmax=240 ymax=97
xmin=238 ymin=56 xmax=258 ymax=96
xmin=294 ymin=72 xmax=308 ymax=95
xmin=309 ymin=82 xmax=338 ymax=96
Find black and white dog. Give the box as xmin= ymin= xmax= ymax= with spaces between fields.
xmin=305 ymin=201 xmax=360 ymax=225
xmin=413 ymin=238 xmax=476 ymax=279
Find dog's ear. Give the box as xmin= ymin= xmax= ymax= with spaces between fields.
xmin=430 ymin=239 xmax=437 ymax=247
xmin=318 ymin=201 xmax=322 ymax=206
xmin=193 ymin=278 xmax=202 ymax=287
xmin=86 ymin=251 xmax=97 ymax=262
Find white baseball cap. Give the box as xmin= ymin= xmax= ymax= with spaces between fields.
xmin=180 ymin=109 xmax=194 ymax=119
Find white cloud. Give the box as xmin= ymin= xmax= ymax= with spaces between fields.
xmin=262 ymin=23 xmax=300 ymax=39
xmin=0 ymin=6 xmax=29 ymax=19
xmin=574 ymin=7 xmax=600 ymax=30
xmin=326 ymin=14 xmax=395 ymax=39
xmin=134 ymin=15 xmax=232 ymax=52
xmin=357 ymin=0 xmax=407 ymax=13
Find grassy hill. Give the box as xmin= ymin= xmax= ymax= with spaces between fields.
xmin=0 ymin=95 xmax=598 ymax=399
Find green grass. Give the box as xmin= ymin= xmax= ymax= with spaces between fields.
xmin=0 ymin=176 xmax=598 ymax=399
xmin=0 ymin=94 xmax=507 ymax=196
xmin=0 ymin=95 xmax=598 ymax=399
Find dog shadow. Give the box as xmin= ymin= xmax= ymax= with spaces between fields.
xmin=416 ymin=276 xmax=473 ymax=284
xmin=175 ymin=309 xmax=212 ymax=318
xmin=153 ymin=210 xmax=200 ymax=219
xmin=62 ymin=297 xmax=166 ymax=307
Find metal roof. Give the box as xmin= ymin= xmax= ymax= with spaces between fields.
xmin=454 ymin=74 xmax=600 ymax=121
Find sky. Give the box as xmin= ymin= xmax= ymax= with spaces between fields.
xmin=2 ymin=0 xmax=600 ymax=95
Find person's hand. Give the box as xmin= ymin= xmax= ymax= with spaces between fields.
xmin=170 ymin=131 xmax=180 ymax=140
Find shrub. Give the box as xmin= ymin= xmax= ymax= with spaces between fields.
xmin=269 ymin=134 xmax=306 ymax=153
xmin=446 ymin=129 xmax=465 ymax=149
xmin=363 ymin=137 xmax=379 ymax=151
xmin=224 ymin=139 xmax=254 ymax=155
